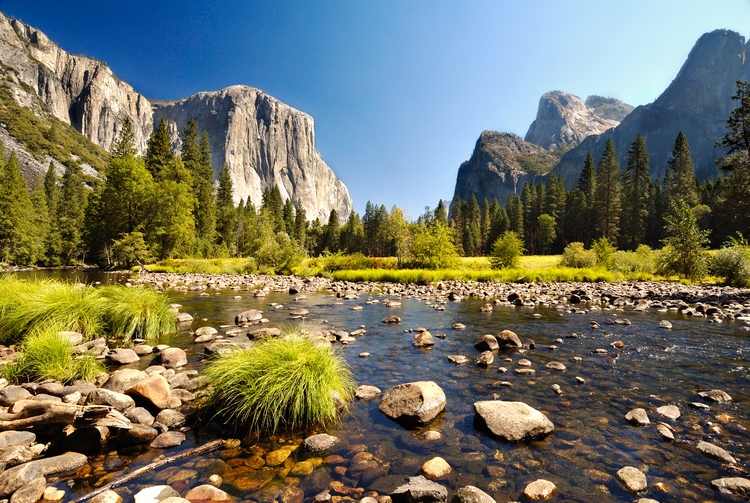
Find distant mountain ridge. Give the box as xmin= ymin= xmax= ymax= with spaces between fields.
xmin=0 ymin=12 xmax=352 ymax=221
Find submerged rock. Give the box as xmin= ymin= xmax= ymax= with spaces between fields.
xmin=391 ymin=475 xmax=447 ymax=503
xmin=379 ymin=381 xmax=446 ymax=425
xmin=616 ymin=466 xmax=647 ymax=493
xmin=698 ymin=441 xmax=737 ymax=464
xmin=473 ymin=401 xmax=554 ymax=441
xmin=523 ymin=479 xmax=558 ymax=500
xmin=711 ymin=477 xmax=750 ymax=497
xmin=625 ymin=408 xmax=650 ymax=425
xmin=451 ymin=486 xmax=496 ymax=503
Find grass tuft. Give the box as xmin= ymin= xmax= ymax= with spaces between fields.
xmin=99 ymin=285 xmax=176 ymax=343
xmin=199 ymin=331 xmax=355 ymax=434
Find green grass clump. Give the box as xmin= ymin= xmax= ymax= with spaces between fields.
xmin=200 ymin=332 xmax=355 ymax=434
xmin=148 ymin=258 xmax=257 ymax=275
xmin=100 ymin=286 xmax=176 ymax=343
xmin=0 ymin=277 xmax=106 ymax=344
xmin=0 ymin=327 xmax=105 ymax=384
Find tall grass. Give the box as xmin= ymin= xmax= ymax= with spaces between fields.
xmin=0 ymin=277 xmax=176 ymax=345
xmin=147 ymin=258 xmax=257 ymax=275
xmin=99 ymin=286 xmax=175 ymax=343
xmin=200 ymin=331 xmax=355 ymax=434
xmin=0 ymin=326 xmax=105 ymax=384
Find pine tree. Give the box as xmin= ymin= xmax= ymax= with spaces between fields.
xmin=184 ymin=124 xmax=216 ymax=243
xmin=294 ymin=204 xmax=307 ymax=249
xmin=282 ymin=198 xmax=295 ymax=235
xmin=0 ymin=151 xmax=37 ymax=264
xmin=58 ymin=163 xmax=87 ymax=264
xmin=145 ymin=118 xmax=174 ymax=180
xmin=664 ymin=131 xmax=698 ymax=208
xmin=620 ymin=134 xmax=650 ymax=250
xmin=29 ymin=174 xmax=50 ymax=264
xmin=215 ymin=163 xmax=237 ymax=251
xmin=112 ymin=117 xmax=137 ymax=159
xmin=433 ymin=200 xmax=448 ymax=224
xmin=322 ymin=209 xmax=340 ymax=253
xmin=594 ymin=137 xmax=621 ymax=243
xmin=43 ymin=163 xmax=63 ymax=265
xmin=506 ymin=195 xmax=524 ymax=237
xmin=577 ymin=151 xmax=597 ymax=246
xmin=480 ymin=199 xmax=491 ymax=254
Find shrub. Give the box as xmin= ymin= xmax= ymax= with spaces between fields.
xmin=659 ymin=198 xmax=710 ymax=282
xmin=711 ymin=246 xmax=750 ymax=287
xmin=199 ymin=331 xmax=355 ymax=433
xmin=99 ymin=286 xmax=175 ymax=343
xmin=609 ymin=245 xmax=657 ymax=274
xmin=1 ymin=327 xmax=105 ymax=383
xmin=560 ymin=242 xmax=596 ymax=268
xmin=592 ymin=237 xmax=617 ymax=268
xmin=407 ymin=221 xmax=459 ymax=269
xmin=489 ymin=231 xmax=524 ymax=269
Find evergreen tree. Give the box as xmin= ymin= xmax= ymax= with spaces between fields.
xmin=282 ymin=198 xmax=295 ymax=235
xmin=112 ymin=117 xmax=137 ymax=159
xmin=480 ymin=199 xmax=491 ymax=254
xmin=340 ymin=211 xmax=364 ymax=254
xmin=43 ymin=163 xmax=63 ymax=265
xmin=660 ymin=197 xmax=710 ymax=282
xmin=144 ymin=118 xmax=174 ymax=180
xmin=0 ymin=151 xmax=37 ymax=264
xmin=620 ymin=134 xmax=650 ymax=249
xmin=215 ymin=163 xmax=237 ymax=251
xmin=576 ymin=152 xmax=597 ymax=246
xmin=58 ymin=163 xmax=87 ymax=264
xmin=321 ymin=209 xmax=340 ymax=253
xmin=187 ymin=126 xmax=217 ymax=243
xmin=434 ymin=200 xmax=448 ymax=224
xmin=564 ymin=189 xmax=588 ymax=245
xmin=29 ymin=174 xmax=50 ymax=264
xmin=294 ymin=204 xmax=307 ymax=250
xmin=594 ymin=137 xmax=621 ymax=243
xmin=506 ymin=195 xmax=524 ymax=237
xmin=664 ymin=131 xmax=698 ymax=208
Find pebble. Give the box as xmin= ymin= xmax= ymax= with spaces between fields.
xmin=523 ymin=479 xmax=558 ymax=500
xmin=421 ymin=456 xmax=451 ymax=478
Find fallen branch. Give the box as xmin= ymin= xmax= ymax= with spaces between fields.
xmin=69 ymin=438 xmax=224 ymax=503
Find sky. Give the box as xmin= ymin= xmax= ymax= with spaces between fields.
xmin=3 ymin=1 xmax=750 ymax=219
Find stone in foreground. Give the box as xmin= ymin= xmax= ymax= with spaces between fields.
xmin=421 ymin=457 xmax=451 ymax=479
xmin=523 ymin=479 xmax=558 ymax=500
xmin=711 ymin=477 xmax=750 ymax=497
xmin=450 ymin=486 xmax=496 ymax=503
xmin=379 ymin=381 xmax=446 ymax=425
xmin=625 ymin=408 xmax=650 ymax=425
xmin=698 ymin=441 xmax=737 ymax=464
xmin=391 ymin=475 xmax=447 ymax=503
xmin=616 ymin=466 xmax=647 ymax=493
xmin=304 ymin=434 xmax=339 ymax=452
xmin=473 ymin=401 xmax=554 ymax=441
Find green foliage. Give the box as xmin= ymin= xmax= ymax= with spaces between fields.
xmin=489 ymin=231 xmax=524 ymax=269
xmin=621 ymin=134 xmax=650 ymax=250
xmin=0 ymin=152 xmax=38 ymax=264
xmin=148 ymin=258 xmax=257 ymax=275
xmin=609 ymin=245 xmax=657 ymax=274
xmin=560 ymin=242 xmax=597 ymax=268
xmin=215 ymin=163 xmax=236 ymax=251
xmin=99 ymin=286 xmax=175 ymax=343
xmin=58 ymin=163 xmax=87 ymax=264
xmin=711 ymin=234 xmax=750 ymax=286
xmin=664 ymin=131 xmax=698 ymax=208
xmin=408 ymin=221 xmax=459 ymax=269
xmin=0 ymin=328 xmax=105 ymax=384
xmin=111 ymin=232 xmax=151 ymax=268
xmin=145 ymin=118 xmax=174 ymax=180
xmin=594 ymin=137 xmax=621 ymax=242
xmin=592 ymin=237 xmax=617 ymax=268
xmin=199 ymin=331 xmax=355 ymax=434
xmin=658 ymin=198 xmax=710 ymax=282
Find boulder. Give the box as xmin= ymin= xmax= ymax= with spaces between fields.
xmin=698 ymin=441 xmax=737 ymax=464
xmin=474 ymin=335 xmax=498 ymax=351
xmin=413 ymin=331 xmax=434 ymax=347
xmin=473 ymin=401 xmax=554 ymax=441
xmin=27 ymin=452 xmax=88 ymax=477
xmin=9 ymin=476 xmax=46 ymax=503
xmin=106 ymin=348 xmax=140 ymax=365
xmin=656 ymin=405 xmax=680 ymax=420
xmin=125 ymin=407 xmax=155 ymax=426
xmin=0 ymin=431 xmax=35 ymax=450
xmin=699 ymin=389 xmax=732 ymax=403
xmin=102 ymin=369 xmax=148 ymax=393
xmin=451 ymin=486 xmax=495 ymax=503
xmin=150 ymin=431 xmax=186 ymax=449
xmin=446 ymin=355 xmax=470 ymax=365
xmin=0 ymin=462 xmax=42 ymax=497
xmin=304 ymin=434 xmax=339 ymax=452
xmin=355 ymin=386 xmax=381 ymax=401
xmin=523 ymin=479 xmax=558 ymax=500
xmin=155 ymin=409 xmax=186 ymax=428
xmin=496 ymin=330 xmax=522 ymax=348
xmin=127 ymin=375 xmax=172 ymax=409
xmin=184 ymin=484 xmax=231 ymax=502
xmin=382 ymin=316 xmax=402 ymax=324
xmin=379 ymin=381 xmax=446 ymax=425
xmin=711 ymin=477 xmax=750 ymax=497
xmin=0 ymin=386 xmax=32 ymax=407
xmin=134 ymin=485 xmax=180 ymax=503
xmin=475 ymin=351 xmax=494 ymax=367
xmin=616 ymin=466 xmax=647 ymax=493
xmin=117 ymin=425 xmax=159 ymax=447
xmin=625 ymin=408 xmax=650 ymax=425
xmin=86 ymin=389 xmax=135 ymax=412
xmin=159 ymin=348 xmax=188 ymax=368
xmin=391 ymin=475 xmax=447 ymax=503
xmin=235 ymin=310 xmax=263 ymax=325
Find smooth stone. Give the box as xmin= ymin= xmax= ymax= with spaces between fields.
xmin=117 ymin=425 xmax=159 ymax=446
xmin=133 ymin=344 xmax=154 ymax=355
xmin=265 ymin=446 xmax=296 ymax=466
xmin=0 ymin=432 xmax=35 ymax=450
xmin=697 ymin=441 xmax=737 ymax=464
xmin=10 ymin=476 xmax=46 ymax=503
xmin=616 ymin=466 xmax=647 ymax=493
xmin=699 ymin=389 xmax=732 ymax=402
xmin=27 ymin=452 xmax=88 ymax=477
xmin=355 ymin=385 xmax=382 ymax=401
xmin=106 ymin=348 xmax=140 ymax=365
xmin=195 ymin=326 xmax=218 ymax=337
xmin=523 ymin=479 xmax=558 ymax=500
xmin=184 ymin=484 xmax=231 ymax=502
xmin=452 ymin=323 xmax=466 ymax=330
xmin=86 ymin=389 xmax=135 ymax=412
xmin=473 ymin=401 xmax=554 ymax=441
xmin=711 ymin=477 xmax=750 ymax=497
xmin=126 ymin=375 xmax=172 ymax=409
xmin=545 ymin=362 xmax=566 ymax=371
xmin=474 ymin=335 xmax=498 ymax=352
xmin=155 ymin=409 xmax=186 ymax=428
xmin=625 ymin=408 xmax=650 ymax=425
xmin=413 ymin=331 xmax=435 ymax=347
xmin=102 ymin=369 xmax=148 ymax=393
xmin=391 ymin=475 xmax=447 ymax=503
xmin=451 ymin=486 xmax=496 ymax=503
xmin=379 ymin=381 xmax=446 ymax=425
xmin=446 ymin=355 xmax=470 ymax=365
xmin=382 ymin=316 xmax=402 ymax=324
xmin=89 ymin=490 xmax=123 ymax=503
xmin=421 ymin=457 xmax=451 ymax=479
xmin=656 ymin=405 xmax=680 ymax=420
xmin=160 ymin=347 xmax=188 ymax=368
xmin=43 ymin=487 xmax=66 ymax=502
xmin=656 ymin=423 xmax=674 ymax=441
xmin=0 ymin=387 xmax=32 ymax=406
xmin=125 ymin=407 xmax=155 ymax=426
xmin=134 ymin=485 xmax=180 ymax=503
xmin=475 ymin=351 xmax=494 ymax=367
xmin=176 ymin=313 xmax=194 ymax=323
xmin=150 ymin=431 xmax=186 ymax=449
xmin=658 ymin=320 xmax=672 ymax=329
xmin=304 ymin=434 xmax=339 ymax=452
xmin=0 ymin=463 xmax=42 ymax=498
xmin=496 ymin=330 xmax=522 ymax=347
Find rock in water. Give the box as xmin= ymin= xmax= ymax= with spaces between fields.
xmin=496 ymin=330 xmax=522 ymax=348
xmin=522 ymin=479 xmax=558 ymax=500
xmin=421 ymin=457 xmax=451 ymax=479
xmin=697 ymin=441 xmax=737 ymax=464
xmin=379 ymin=381 xmax=446 ymax=425
xmin=616 ymin=466 xmax=647 ymax=493
xmin=304 ymin=434 xmax=339 ymax=452
xmin=711 ymin=477 xmax=750 ymax=497
xmin=391 ymin=475 xmax=447 ymax=503
xmin=699 ymin=389 xmax=732 ymax=403
xmin=473 ymin=401 xmax=554 ymax=441
xmin=451 ymin=486 xmax=496 ymax=503
xmin=625 ymin=408 xmax=650 ymax=425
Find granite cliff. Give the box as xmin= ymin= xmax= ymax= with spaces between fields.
xmin=551 ymin=29 xmax=750 ymax=187
xmin=0 ymin=12 xmax=352 ymax=220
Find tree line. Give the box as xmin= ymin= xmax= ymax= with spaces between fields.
xmin=1 ymin=81 xmax=750 ymax=271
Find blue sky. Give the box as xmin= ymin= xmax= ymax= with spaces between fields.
xmin=3 ymin=0 xmax=750 ymax=218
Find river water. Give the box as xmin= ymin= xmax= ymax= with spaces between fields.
xmin=11 ymin=271 xmax=750 ymax=502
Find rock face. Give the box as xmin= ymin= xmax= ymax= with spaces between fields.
xmin=452 ymin=131 xmax=557 ymax=206
xmin=0 ymin=13 xmax=353 ymax=220
xmin=153 ymin=86 xmax=353 ymax=221
xmin=0 ymin=13 xmax=152 ymax=153
xmin=524 ymin=91 xmax=621 ymax=150
xmin=552 ymin=29 xmax=750 ymax=187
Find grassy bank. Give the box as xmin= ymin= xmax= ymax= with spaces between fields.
xmin=146 ymin=258 xmax=257 ymax=275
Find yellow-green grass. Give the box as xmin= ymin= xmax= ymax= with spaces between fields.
xmin=147 ymin=258 xmax=256 ymax=275
xmin=199 ymin=331 xmax=355 ymax=434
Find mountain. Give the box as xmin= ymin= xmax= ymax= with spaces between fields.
xmin=551 ymin=29 xmax=750 ymax=187
xmin=584 ymin=95 xmax=633 ymax=122
xmin=452 ymin=131 xmax=560 ymax=206
xmin=0 ymin=12 xmax=352 ymax=221
xmin=524 ymin=91 xmax=625 ymax=150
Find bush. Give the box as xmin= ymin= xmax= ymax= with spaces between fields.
xmin=489 ymin=231 xmax=524 ymax=269
xmin=609 ymin=245 xmax=657 ymax=274
xmin=592 ymin=237 xmax=617 ymax=268
xmin=560 ymin=242 xmax=596 ymax=268
xmin=100 ymin=286 xmax=175 ymax=343
xmin=199 ymin=331 xmax=355 ymax=434
xmin=659 ymin=198 xmax=710 ymax=282
xmin=1 ymin=328 xmax=105 ymax=383
xmin=711 ymin=246 xmax=750 ymax=287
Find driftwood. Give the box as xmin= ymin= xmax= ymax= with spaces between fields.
xmin=0 ymin=402 xmax=78 ymax=430
xmin=69 ymin=438 xmax=224 ymax=503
